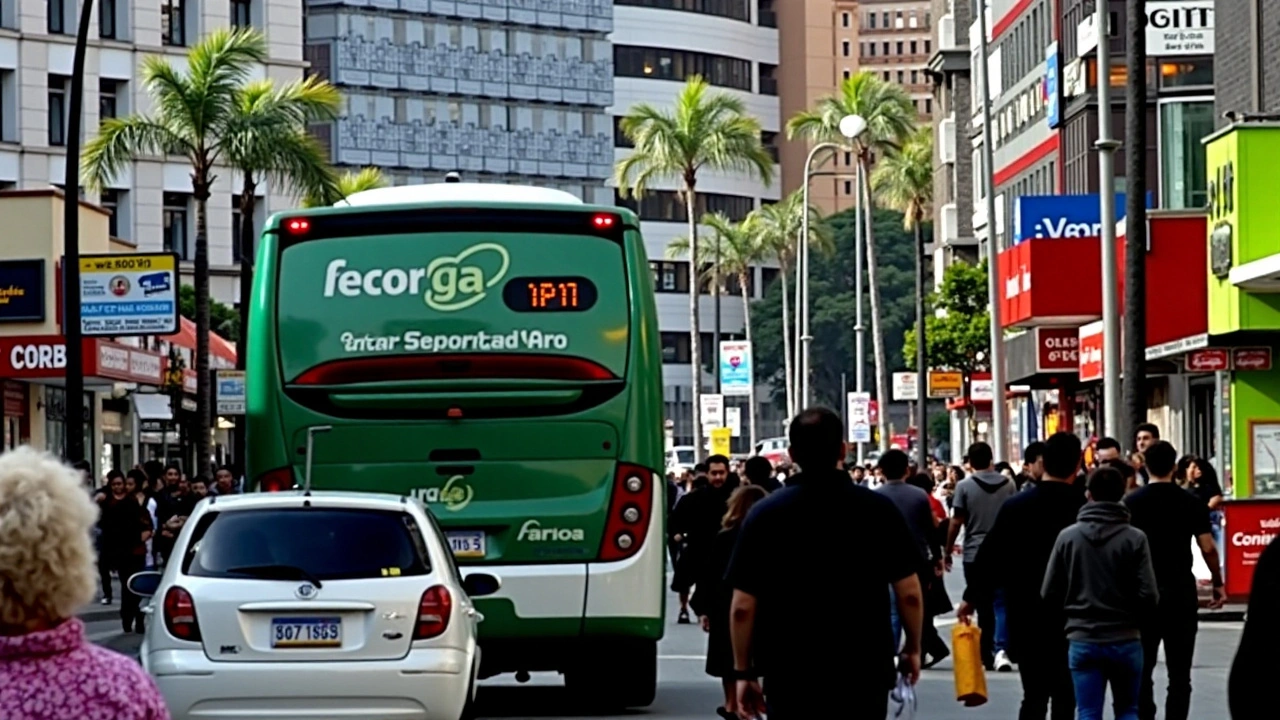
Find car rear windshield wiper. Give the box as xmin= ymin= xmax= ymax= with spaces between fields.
xmin=226 ymin=564 xmax=324 ymax=588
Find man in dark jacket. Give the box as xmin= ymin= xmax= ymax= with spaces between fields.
xmin=670 ymin=455 xmax=738 ymax=624
xmin=1229 ymin=537 xmax=1280 ymax=718
xmin=1042 ymin=466 xmax=1159 ymax=720
xmin=960 ymin=432 xmax=1085 ymax=720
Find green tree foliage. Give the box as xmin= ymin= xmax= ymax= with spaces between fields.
xmin=751 ymin=207 xmax=923 ymax=409
xmin=902 ymin=260 xmax=991 ymax=376
xmin=179 ymin=285 xmax=240 ymax=344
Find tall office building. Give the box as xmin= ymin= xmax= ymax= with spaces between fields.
xmin=0 ymin=0 xmax=304 ymax=305
xmin=304 ymin=0 xmax=616 ymax=206
xmin=928 ymin=0 xmax=977 ymax=271
xmin=611 ymin=0 xmax=784 ymax=447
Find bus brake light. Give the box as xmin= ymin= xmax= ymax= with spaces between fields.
xmin=598 ymin=463 xmax=653 ymax=562
xmin=285 ymin=218 xmax=310 ymax=234
xmin=592 ymin=214 xmax=615 ymax=229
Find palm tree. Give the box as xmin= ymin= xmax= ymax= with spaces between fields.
xmin=302 ymin=167 xmax=389 ymax=208
xmin=1123 ymin=0 xmax=1150 ymax=443
xmin=787 ymin=71 xmax=917 ymax=450
xmin=873 ymin=129 xmax=934 ymax=460
xmin=667 ymin=213 xmax=769 ymax=450
xmin=83 ymin=28 xmax=271 ymax=477
xmin=748 ymin=191 xmax=833 ymax=418
xmin=227 ymin=76 xmax=341 ymax=373
xmin=614 ymin=76 xmax=774 ymax=460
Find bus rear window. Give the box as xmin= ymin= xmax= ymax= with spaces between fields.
xmin=276 ymin=230 xmax=630 ymax=384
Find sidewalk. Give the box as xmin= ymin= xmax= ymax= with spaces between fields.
xmin=78 ymin=578 xmax=123 ymax=624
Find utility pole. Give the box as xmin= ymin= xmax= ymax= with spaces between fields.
xmin=63 ymin=0 xmax=96 ymax=465
xmin=1096 ymin=1 xmax=1122 ymax=439
xmin=1122 ymin=0 xmax=1149 ymax=447
xmin=976 ymin=0 xmax=1009 ymax=460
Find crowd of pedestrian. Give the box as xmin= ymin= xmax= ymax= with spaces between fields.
xmin=667 ymin=407 xmax=1280 ymax=719
xmin=88 ymin=460 xmax=237 ymax=635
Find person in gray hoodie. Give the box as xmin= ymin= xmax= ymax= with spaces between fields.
xmin=1041 ymin=466 xmax=1159 ymax=720
xmin=946 ymin=441 xmax=1016 ymax=670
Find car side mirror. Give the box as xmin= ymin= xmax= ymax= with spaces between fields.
xmin=462 ymin=572 xmax=501 ymax=598
xmin=126 ymin=570 xmax=163 ymax=598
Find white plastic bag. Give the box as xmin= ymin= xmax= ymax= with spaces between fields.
xmin=890 ymin=673 xmax=917 ymax=720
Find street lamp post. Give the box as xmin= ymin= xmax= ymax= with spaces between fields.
xmin=854 ymin=158 xmax=867 ymax=464
xmin=798 ymin=115 xmax=866 ymax=412
xmin=63 ymin=0 xmax=96 ymax=465
xmin=976 ymin=1 xmax=1010 ymax=460
xmin=1095 ymin=1 xmax=1122 ymax=438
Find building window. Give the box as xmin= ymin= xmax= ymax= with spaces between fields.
xmin=163 ymin=192 xmax=190 ymax=260
xmin=48 ymin=76 xmax=67 ymax=147
xmin=759 ymin=63 xmax=778 ymax=96
xmin=842 ymin=40 xmax=850 ymax=57
xmin=844 ymin=69 xmax=852 ymax=80
xmin=613 ymin=116 xmax=634 ymax=148
xmin=868 ymin=12 xmax=875 ymax=29
xmin=650 ymin=261 xmax=690 ymax=293
xmin=1160 ymin=100 xmax=1214 ymax=210
xmin=231 ymin=206 xmax=244 ymax=263
xmin=100 ymin=190 xmax=120 ymax=237
xmin=162 ymin=0 xmax=186 ymax=47
xmin=48 ymin=0 xmax=66 ymax=34
xmin=616 ymin=189 xmax=754 ymax=222
xmin=99 ymin=0 xmax=117 ymax=38
xmin=925 ymin=98 xmax=933 ymax=114
xmin=99 ymin=79 xmax=120 ymax=121
xmin=761 ymin=130 xmax=779 ymax=163
xmin=614 ymin=46 xmax=752 ymax=91
xmin=1158 ymin=58 xmax=1214 ymax=89
xmin=842 ymin=12 xmax=849 ymax=27
xmin=231 ymin=0 xmax=252 ymax=27
xmin=614 ymin=0 xmax=750 ymax=23
xmin=910 ymin=40 xmax=918 ymax=54
xmin=844 ymin=180 xmax=853 ymax=195
xmin=661 ymin=332 xmax=691 ymax=364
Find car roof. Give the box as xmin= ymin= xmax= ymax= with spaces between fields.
xmin=202 ymin=491 xmax=415 ymax=513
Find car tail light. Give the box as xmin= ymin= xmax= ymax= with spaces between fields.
xmin=599 ymin=463 xmax=654 ymax=562
xmin=163 ymin=586 xmax=201 ymax=642
xmin=413 ymin=585 xmax=453 ymax=640
xmin=257 ymin=467 xmax=295 ymax=492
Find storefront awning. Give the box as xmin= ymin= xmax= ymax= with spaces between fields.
xmin=132 ymin=393 xmax=173 ymax=421
xmin=162 ymin=317 xmax=237 ymax=367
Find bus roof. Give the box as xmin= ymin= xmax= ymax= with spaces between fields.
xmin=335 ymin=183 xmax=585 ymax=208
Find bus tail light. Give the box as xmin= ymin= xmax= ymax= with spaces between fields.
xmin=284 ymin=218 xmax=311 ymax=234
xmin=163 ymin=586 xmax=202 ymax=642
xmin=258 ymin=467 xmax=296 ymax=492
xmin=292 ymin=354 xmax=617 ymax=385
xmin=592 ymin=214 xmax=616 ymax=230
xmin=599 ymin=463 xmax=654 ymax=562
xmin=413 ymin=585 xmax=453 ymax=640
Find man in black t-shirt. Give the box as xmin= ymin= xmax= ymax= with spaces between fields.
xmin=1123 ymin=440 xmax=1226 ymax=720
xmin=726 ymin=407 xmax=923 ymax=719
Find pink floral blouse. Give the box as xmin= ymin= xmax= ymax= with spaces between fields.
xmin=0 ymin=618 xmax=169 ymax=720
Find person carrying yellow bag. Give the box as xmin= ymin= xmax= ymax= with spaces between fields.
xmin=952 ymin=620 xmax=988 ymax=707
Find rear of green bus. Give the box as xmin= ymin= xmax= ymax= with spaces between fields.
xmin=245 ymin=193 xmax=665 ymax=706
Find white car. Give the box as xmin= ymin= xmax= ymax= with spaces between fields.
xmin=127 ymin=491 xmax=500 ymax=720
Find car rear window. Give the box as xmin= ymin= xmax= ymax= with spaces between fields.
xmin=183 ymin=508 xmax=431 ymax=580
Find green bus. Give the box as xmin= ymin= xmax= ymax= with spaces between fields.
xmin=245 ymin=181 xmax=665 ymax=706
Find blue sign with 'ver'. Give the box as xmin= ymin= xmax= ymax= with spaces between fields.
xmin=1013 ymin=193 xmax=1155 ymax=244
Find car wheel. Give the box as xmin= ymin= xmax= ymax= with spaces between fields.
xmin=564 ymin=639 xmax=657 ymax=709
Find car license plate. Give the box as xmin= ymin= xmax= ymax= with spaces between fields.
xmin=271 ymin=617 xmax=342 ymax=648
xmin=446 ymin=531 xmax=486 ymax=558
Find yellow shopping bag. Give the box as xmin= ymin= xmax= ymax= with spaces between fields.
xmin=951 ymin=622 xmax=988 ymax=707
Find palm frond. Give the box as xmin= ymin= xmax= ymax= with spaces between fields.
xmin=872 ymin=129 xmax=933 ymax=229
xmin=301 ymin=167 xmax=387 ymax=207
xmin=81 ymin=117 xmax=187 ymax=191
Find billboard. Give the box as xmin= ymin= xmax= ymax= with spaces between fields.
xmin=78 ymin=253 xmax=180 ymax=336
xmin=1045 ymin=43 xmax=1061 ymax=129
xmin=718 ymin=340 xmax=752 ymax=397
xmin=1012 ymin=193 xmax=1153 ymax=245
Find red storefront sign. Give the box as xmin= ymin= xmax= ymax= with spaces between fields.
xmin=1036 ymin=328 xmax=1080 ymax=371
xmin=997 ymin=237 xmax=1102 ymax=328
xmin=1078 ymin=322 xmax=1104 ymax=382
xmin=1185 ymin=349 xmax=1231 ymax=373
xmin=1116 ymin=214 xmax=1209 ymax=350
xmin=0 ymin=335 xmax=164 ymax=384
xmin=1233 ymin=347 xmax=1273 ymax=371
xmin=2 ymin=380 xmax=25 ymax=416
xmin=1223 ymin=499 xmax=1280 ymax=601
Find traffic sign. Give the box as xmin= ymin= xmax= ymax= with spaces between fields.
xmin=710 ymin=427 xmax=732 ymax=456
xmin=725 ymin=406 xmax=742 ymax=437
xmin=700 ymin=394 xmax=724 ymax=436
xmin=892 ymin=372 xmax=919 ymax=401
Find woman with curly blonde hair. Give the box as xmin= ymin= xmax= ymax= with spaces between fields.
xmin=0 ymin=446 xmax=168 ymax=719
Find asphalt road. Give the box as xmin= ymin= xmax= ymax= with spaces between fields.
xmin=86 ymin=569 xmax=1240 ymax=719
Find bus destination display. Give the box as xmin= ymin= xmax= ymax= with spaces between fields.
xmin=503 ymin=276 xmax=598 ymax=312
